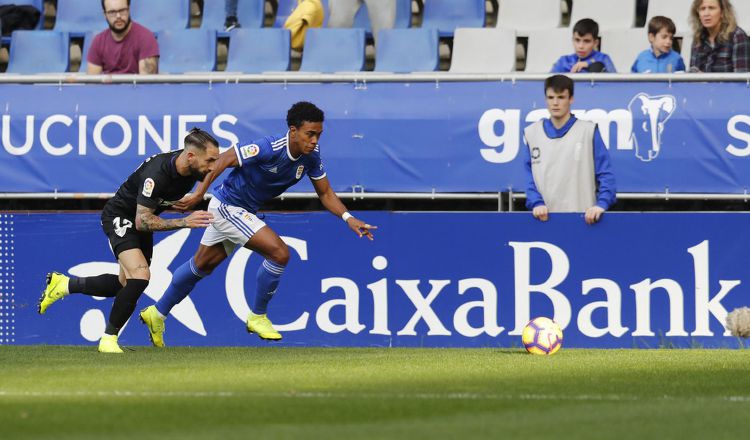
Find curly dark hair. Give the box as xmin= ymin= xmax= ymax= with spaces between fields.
xmin=287 ymin=101 xmax=325 ymax=128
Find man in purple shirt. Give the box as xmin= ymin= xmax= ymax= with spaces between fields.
xmin=87 ymin=0 xmax=159 ymax=74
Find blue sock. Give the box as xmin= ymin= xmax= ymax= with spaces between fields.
xmin=253 ymin=260 xmax=285 ymax=315
xmin=156 ymin=258 xmax=209 ymax=317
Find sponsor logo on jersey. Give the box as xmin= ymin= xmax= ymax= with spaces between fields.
xmin=240 ymin=144 xmax=260 ymax=160
xmin=142 ymin=178 xmax=155 ymax=197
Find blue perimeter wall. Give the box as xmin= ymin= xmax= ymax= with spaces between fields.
xmin=1 ymin=212 xmax=748 ymax=348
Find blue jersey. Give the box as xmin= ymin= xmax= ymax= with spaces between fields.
xmin=213 ymin=132 xmax=326 ymax=213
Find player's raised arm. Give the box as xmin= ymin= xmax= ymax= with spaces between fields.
xmin=173 ymin=148 xmax=240 ymax=211
xmin=311 ymin=176 xmax=377 ymax=240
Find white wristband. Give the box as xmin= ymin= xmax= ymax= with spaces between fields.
xmin=341 ymin=212 xmax=353 ymax=222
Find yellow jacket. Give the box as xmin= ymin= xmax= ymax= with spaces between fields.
xmin=284 ymin=0 xmax=325 ymax=50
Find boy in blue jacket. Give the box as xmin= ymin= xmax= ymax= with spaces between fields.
xmin=552 ymin=18 xmax=616 ymax=73
xmin=631 ymin=16 xmax=686 ymax=73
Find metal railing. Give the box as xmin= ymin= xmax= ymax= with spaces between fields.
xmin=0 ymin=72 xmax=749 ymax=85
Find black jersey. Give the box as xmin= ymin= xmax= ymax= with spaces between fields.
xmin=102 ymin=151 xmax=198 ymax=218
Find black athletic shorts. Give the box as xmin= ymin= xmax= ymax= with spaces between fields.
xmin=100 ymin=214 xmax=153 ymax=265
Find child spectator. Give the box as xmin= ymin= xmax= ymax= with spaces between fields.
xmin=632 ymin=16 xmax=686 ymax=73
xmin=551 ymin=18 xmax=616 ymax=73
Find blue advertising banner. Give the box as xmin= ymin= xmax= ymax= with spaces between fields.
xmin=1 ymin=81 xmax=750 ymax=194
xmin=1 ymin=212 xmax=748 ymax=348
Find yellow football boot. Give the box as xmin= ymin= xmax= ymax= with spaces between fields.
xmin=98 ymin=334 xmax=124 ymax=354
xmin=38 ymin=272 xmax=70 ymax=314
xmin=139 ymin=305 xmax=166 ymax=348
xmin=246 ymin=312 xmax=282 ymax=341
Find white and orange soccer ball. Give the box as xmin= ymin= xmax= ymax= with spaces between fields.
xmin=522 ymin=317 xmax=563 ymax=355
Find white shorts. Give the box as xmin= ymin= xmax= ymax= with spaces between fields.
xmin=201 ymin=196 xmax=267 ymax=255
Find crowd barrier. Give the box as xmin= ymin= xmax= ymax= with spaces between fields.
xmin=2 ymin=211 xmax=747 ymax=348
xmin=2 ymin=74 xmax=750 ymax=195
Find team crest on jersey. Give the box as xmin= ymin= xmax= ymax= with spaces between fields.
xmin=239 ymin=144 xmax=259 ymax=160
xmin=295 ymin=165 xmax=305 ymax=179
xmin=142 ymin=178 xmax=155 ymax=197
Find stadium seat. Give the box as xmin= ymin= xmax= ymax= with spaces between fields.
xmin=449 ymin=28 xmax=516 ymax=73
xmin=496 ymin=0 xmax=561 ymax=37
xmin=524 ymin=29 xmax=573 ymax=73
xmin=78 ymin=31 xmax=95 ymax=72
xmin=7 ymin=31 xmax=70 ymax=73
xmin=53 ymin=0 xmax=106 ymax=37
xmin=601 ymin=29 xmax=649 ymax=72
xmin=353 ymin=0 xmax=412 ymax=37
xmin=157 ymin=29 xmax=217 ymax=73
xmin=421 ymin=0 xmax=485 ymax=37
xmin=299 ymin=28 xmax=364 ymax=72
xmin=570 ymin=0 xmax=636 ymax=30
xmin=225 ymin=28 xmax=291 ymax=73
xmin=735 ymin=1 xmax=750 ymax=30
xmin=273 ymin=0 xmax=296 ymax=27
xmin=130 ymin=0 xmax=190 ymax=32
xmin=645 ymin=0 xmax=692 ymax=36
xmin=375 ymin=28 xmax=438 ymax=72
xmin=679 ymin=34 xmax=693 ymax=68
xmin=201 ymin=0 xmax=264 ymax=35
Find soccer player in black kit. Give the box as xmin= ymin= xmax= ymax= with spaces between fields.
xmin=38 ymin=128 xmax=220 ymax=353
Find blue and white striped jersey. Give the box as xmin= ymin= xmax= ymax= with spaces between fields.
xmin=213 ymin=132 xmax=326 ymax=213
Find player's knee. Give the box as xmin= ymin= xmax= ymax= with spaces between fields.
xmin=268 ymin=242 xmax=290 ymax=266
xmin=128 ymin=267 xmax=151 ymax=281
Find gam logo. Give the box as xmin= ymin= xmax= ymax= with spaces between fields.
xmin=478 ymin=92 xmax=678 ymax=164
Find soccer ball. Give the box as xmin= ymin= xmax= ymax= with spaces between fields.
xmin=522 ymin=317 xmax=563 ymax=355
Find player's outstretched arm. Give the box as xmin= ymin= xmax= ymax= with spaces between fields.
xmin=135 ymin=204 xmax=214 ymax=232
xmin=312 ymin=177 xmax=377 ymax=240
xmin=173 ymin=149 xmax=240 ymax=211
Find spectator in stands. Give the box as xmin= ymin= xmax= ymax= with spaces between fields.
xmin=328 ymin=0 xmax=395 ymax=44
xmin=87 ymin=0 xmax=159 ymax=74
xmin=632 ymin=16 xmax=686 ymax=73
xmin=225 ymin=0 xmax=240 ymax=31
xmin=284 ymin=0 xmax=325 ymax=51
xmin=551 ymin=19 xmax=616 ymax=73
xmin=522 ymin=75 xmax=616 ymax=224
xmin=689 ymin=0 xmax=750 ymax=72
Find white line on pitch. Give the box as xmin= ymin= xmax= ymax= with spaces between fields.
xmin=1 ymin=390 xmax=750 ymax=403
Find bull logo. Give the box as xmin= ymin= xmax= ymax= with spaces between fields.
xmin=628 ymin=93 xmax=676 ymax=162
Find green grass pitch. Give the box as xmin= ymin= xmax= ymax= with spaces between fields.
xmin=1 ymin=346 xmax=749 ymax=439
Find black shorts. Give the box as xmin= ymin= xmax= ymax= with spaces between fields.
xmin=101 ymin=214 xmax=153 ymax=265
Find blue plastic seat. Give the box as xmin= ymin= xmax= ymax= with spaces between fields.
xmin=375 ymin=28 xmax=438 ymax=72
xmin=7 ymin=31 xmax=70 ymax=73
xmin=79 ymin=31 xmax=95 ymax=72
xmin=421 ymin=0 xmax=485 ymax=37
xmin=53 ymin=0 xmax=106 ymax=37
xmin=157 ymin=29 xmax=217 ymax=73
xmin=273 ymin=0 xmax=297 ymax=27
xmin=353 ymin=0 xmax=411 ymax=37
xmin=131 ymin=0 xmax=190 ymax=32
xmin=226 ymin=28 xmax=290 ymax=72
xmin=201 ymin=0 xmax=264 ymax=36
xmin=299 ymin=28 xmax=364 ymax=72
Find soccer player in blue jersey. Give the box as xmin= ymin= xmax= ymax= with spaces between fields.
xmin=138 ymin=101 xmax=376 ymax=346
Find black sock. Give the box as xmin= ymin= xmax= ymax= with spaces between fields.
xmin=105 ymin=278 xmax=149 ymax=336
xmin=69 ymin=274 xmax=122 ymax=297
